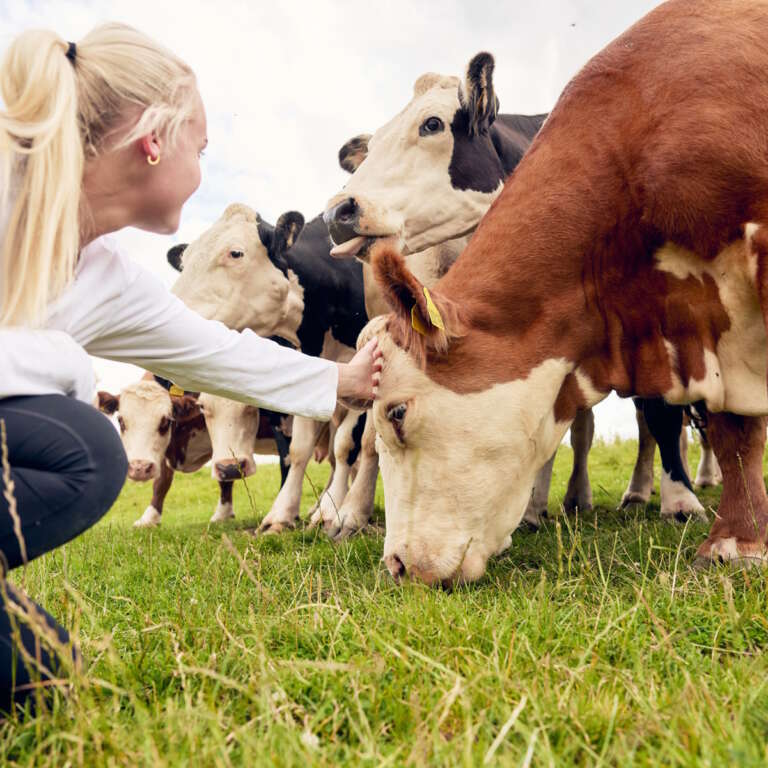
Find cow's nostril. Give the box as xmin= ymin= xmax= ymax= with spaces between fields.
xmin=385 ymin=553 xmax=407 ymax=580
xmin=324 ymin=198 xmax=360 ymax=245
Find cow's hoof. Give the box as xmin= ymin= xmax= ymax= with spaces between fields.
xmin=521 ymin=507 xmax=546 ymax=530
xmin=331 ymin=513 xmax=371 ymax=542
xmin=659 ymin=475 xmax=706 ymax=523
xmin=563 ymin=495 xmax=593 ymax=513
xmin=133 ymin=506 xmax=161 ymax=528
xmin=620 ymin=490 xmax=650 ymax=509
xmin=209 ymin=501 xmax=235 ymax=523
xmin=694 ymin=469 xmax=723 ymax=488
xmin=256 ymin=517 xmax=297 ymax=535
xmin=695 ymin=537 xmax=768 ymax=568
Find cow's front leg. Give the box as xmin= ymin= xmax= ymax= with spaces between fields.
xmin=639 ymin=399 xmax=705 ymax=522
xmin=523 ymin=453 xmax=556 ymax=528
xmin=328 ymin=411 xmax=379 ymax=540
xmin=210 ymin=480 xmax=235 ymax=522
xmin=309 ymin=410 xmax=364 ymax=533
xmin=697 ymin=413 xmax=768 ymax=566
xmin=621 ymin=402 xmax=656 ymax=507
xmin=134 ymin=461 xmax=174 ymax=528
xmin=257 ymin=416 xmax=324 ymax=534
xmin=563 ymin=408 xmax=594 ymax=512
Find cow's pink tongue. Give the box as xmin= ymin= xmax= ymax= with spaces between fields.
xmin=330 ymin=235 xmax=367 ymax=258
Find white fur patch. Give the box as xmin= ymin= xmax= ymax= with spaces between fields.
xmin=210 ymin=501 xmax=235 ymax=523
xmin=134 ymin=505 xmax=162 ymax=528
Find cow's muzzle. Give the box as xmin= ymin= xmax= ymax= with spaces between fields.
xmin=128 ymin=460 xmax=157 ymax=482
xmin=214 ymin=459 xmax=248 ymax=481
xmin=323 ymin=197 xmax=359 ymax=246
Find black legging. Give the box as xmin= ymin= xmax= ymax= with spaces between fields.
xmin=0 ymin=395 xmax=127 ymax=714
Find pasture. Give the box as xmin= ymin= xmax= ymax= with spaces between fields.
xmin=2 ymin=438 xmax=768 ymax=767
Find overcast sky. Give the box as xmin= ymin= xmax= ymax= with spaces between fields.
xmin=0 ymin=0 xmax=667 ymax=439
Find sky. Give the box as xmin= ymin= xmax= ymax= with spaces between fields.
xmin=0 ymin=0 xmax=667 ymax=440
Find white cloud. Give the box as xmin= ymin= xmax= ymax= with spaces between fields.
xmin=0 ymin=0 xmax=660 ymax=436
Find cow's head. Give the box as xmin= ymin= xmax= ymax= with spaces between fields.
xmin=97 ymin=380 xmax=200 ymax=482
xmin=324 ymin=52 xmax=504 ymax=258
xmin=367 ymin=245 xmax=572 ymax=586
xmin=198 ymin=393 xmax=260 ymax=482
xmin=169 ymin=204 xmax=305 ymax=345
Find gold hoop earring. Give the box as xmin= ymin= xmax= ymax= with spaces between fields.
xmin=147 ymin=154 xmax=160 ymax=166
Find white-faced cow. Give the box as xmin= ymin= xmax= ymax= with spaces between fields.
xmin=98 ymin=377 xmax=283 ymax=526
xmin=363 ymin=0 xmax=768 ymax=585
xmin=169 ymin=204 xmax=369 ymax=534
xmin=324 ymin=52 xmax=716 ymax=532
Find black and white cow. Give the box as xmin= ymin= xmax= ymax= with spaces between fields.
xmin=168 ymin=204 xmax=369 ymax=533
xmin=324 ymin=52 xmax=717 ymax=526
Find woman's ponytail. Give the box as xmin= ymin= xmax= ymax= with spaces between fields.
xmin=0 ymin=31 xmax=83 ymax=327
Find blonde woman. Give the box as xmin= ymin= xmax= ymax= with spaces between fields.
xmin=0 ymin=24 xmax=380 ymax=714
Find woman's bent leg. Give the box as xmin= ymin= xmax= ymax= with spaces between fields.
xmin=0 ymin=395 xmax=127 ymax=713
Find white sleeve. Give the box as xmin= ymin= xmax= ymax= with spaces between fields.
xmin=82 ymin=263 xmax=339 ymax=421
xmin=0 ymin=329 xmax=95 ymax=403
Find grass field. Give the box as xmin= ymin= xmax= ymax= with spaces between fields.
xmin=1 ymin=438 xmax=768 ymax=767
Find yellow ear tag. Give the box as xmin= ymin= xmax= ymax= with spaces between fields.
xmin=169 ymin=384 xmax=185 ymax=397
xmin=411 ymin=304 xmax=429 ymax=335
xmin=422 ymin=286 xmax=445 ymax=330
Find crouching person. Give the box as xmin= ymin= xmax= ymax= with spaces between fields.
xmin=0 ymin=24 xmax=380 ymax=714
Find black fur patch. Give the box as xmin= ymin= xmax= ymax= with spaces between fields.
xmin=338 ymin=134 xmax=371 ymax=174
xmin=167 ymin=243 xmax=188 ymax=272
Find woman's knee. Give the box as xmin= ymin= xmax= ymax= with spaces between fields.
xmin=82 ymin=408 xmax=128 ymax=511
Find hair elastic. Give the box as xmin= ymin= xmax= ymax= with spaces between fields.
xmin=65 ymin=42 xmax=77 ymax=64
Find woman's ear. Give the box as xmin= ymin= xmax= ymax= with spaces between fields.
xmin=140 ymin=133 xmax=161 ymax=162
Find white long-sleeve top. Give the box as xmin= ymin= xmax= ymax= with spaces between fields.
xmin=0 ymin=235 xmax=339 ymax=420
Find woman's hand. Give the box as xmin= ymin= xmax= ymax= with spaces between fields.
xmin=336 ymin=338 xmax=383 ymax=410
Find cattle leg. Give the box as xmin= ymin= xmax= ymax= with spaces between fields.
xmin=695 ymin=428 xmax=722 ymax=487
xmin=309 ymin=410 xmax=365 ymax=533
xmin=563 ymin=408 xmax=594 ymax=512
xmin=639 ymin=399 xmax=705 ymax=522
xmin=696 ymin=413 xmax=768 ymax=566
xmin=621 ymin=403 xmax=657 ymax=507
xmin=523 ymin=453 xmax=556 ymax=528
xmin=133 ymin=461 xmax=174 ymax=528
xmin=210 ymin=480 xmax=236 ymax=522
xmin=257 ymin=416 xmax=324 ymax=534
xmin=327 ymin=411 xmax=379 ymax=540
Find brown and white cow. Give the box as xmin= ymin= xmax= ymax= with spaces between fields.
xmin=97 ymin=378 xmax=276 ymax=526
xmin=363 ymin=0 xmax=768 ymax=585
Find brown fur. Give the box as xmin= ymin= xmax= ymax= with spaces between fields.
xmin=377 ymin=0 xmax=768 ymax=559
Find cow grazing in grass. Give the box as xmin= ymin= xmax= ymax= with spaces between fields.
xmin=169 ymin=204 xmax=368 ymax=534
xmin=325 ymin=53 xmax=714 ymax=533
xmin=98 ymin=378 xmax=283 ymax=526
xmin=365 ymin=0 xmax=768 ymax=585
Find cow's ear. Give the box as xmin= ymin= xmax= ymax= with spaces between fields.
xmin=97 ymin=391 xmax=120 ymax=415
xmin=461 ymin=52 xmax=497 ymax=136
xmin=371 ymin=241 xmax=463 ymax=361
xmin=273 ymin=211 xmax=305 ymax=257
xmin=167 ymin=244 xmax=188 ymax=272
xmin=338 ymin=134 xmax=371 ymax=174
xmin=171 ymin=395 xmax=200 ymax=423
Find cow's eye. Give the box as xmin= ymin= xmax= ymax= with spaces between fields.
xmin=158 ymin=416 xmax=172 ymax=436
xmin=386 ymin=403 xmax=407 ymax=442
xmin=117 ymin=415 xmax=126 ymax=433
xmin=230 ymin=250 xmax=244 ymax=259
xmin=419 ymin=116 xmax=445 ymax=136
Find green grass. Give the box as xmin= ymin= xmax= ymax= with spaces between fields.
xmin=2 ymin=439 xmax=768 ymax=766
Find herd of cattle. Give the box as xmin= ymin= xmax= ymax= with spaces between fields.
xmin=98 ymin=0 xmax=768 ymax=586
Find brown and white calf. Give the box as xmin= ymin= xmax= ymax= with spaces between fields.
xmin=364 ymin=0 xmax=768 ymax=585
xmin=97 ymin=378 xmax=276 ymax=526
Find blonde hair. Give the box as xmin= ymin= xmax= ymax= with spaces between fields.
xmin=0 ymin=23 xmax=197 ymax=327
